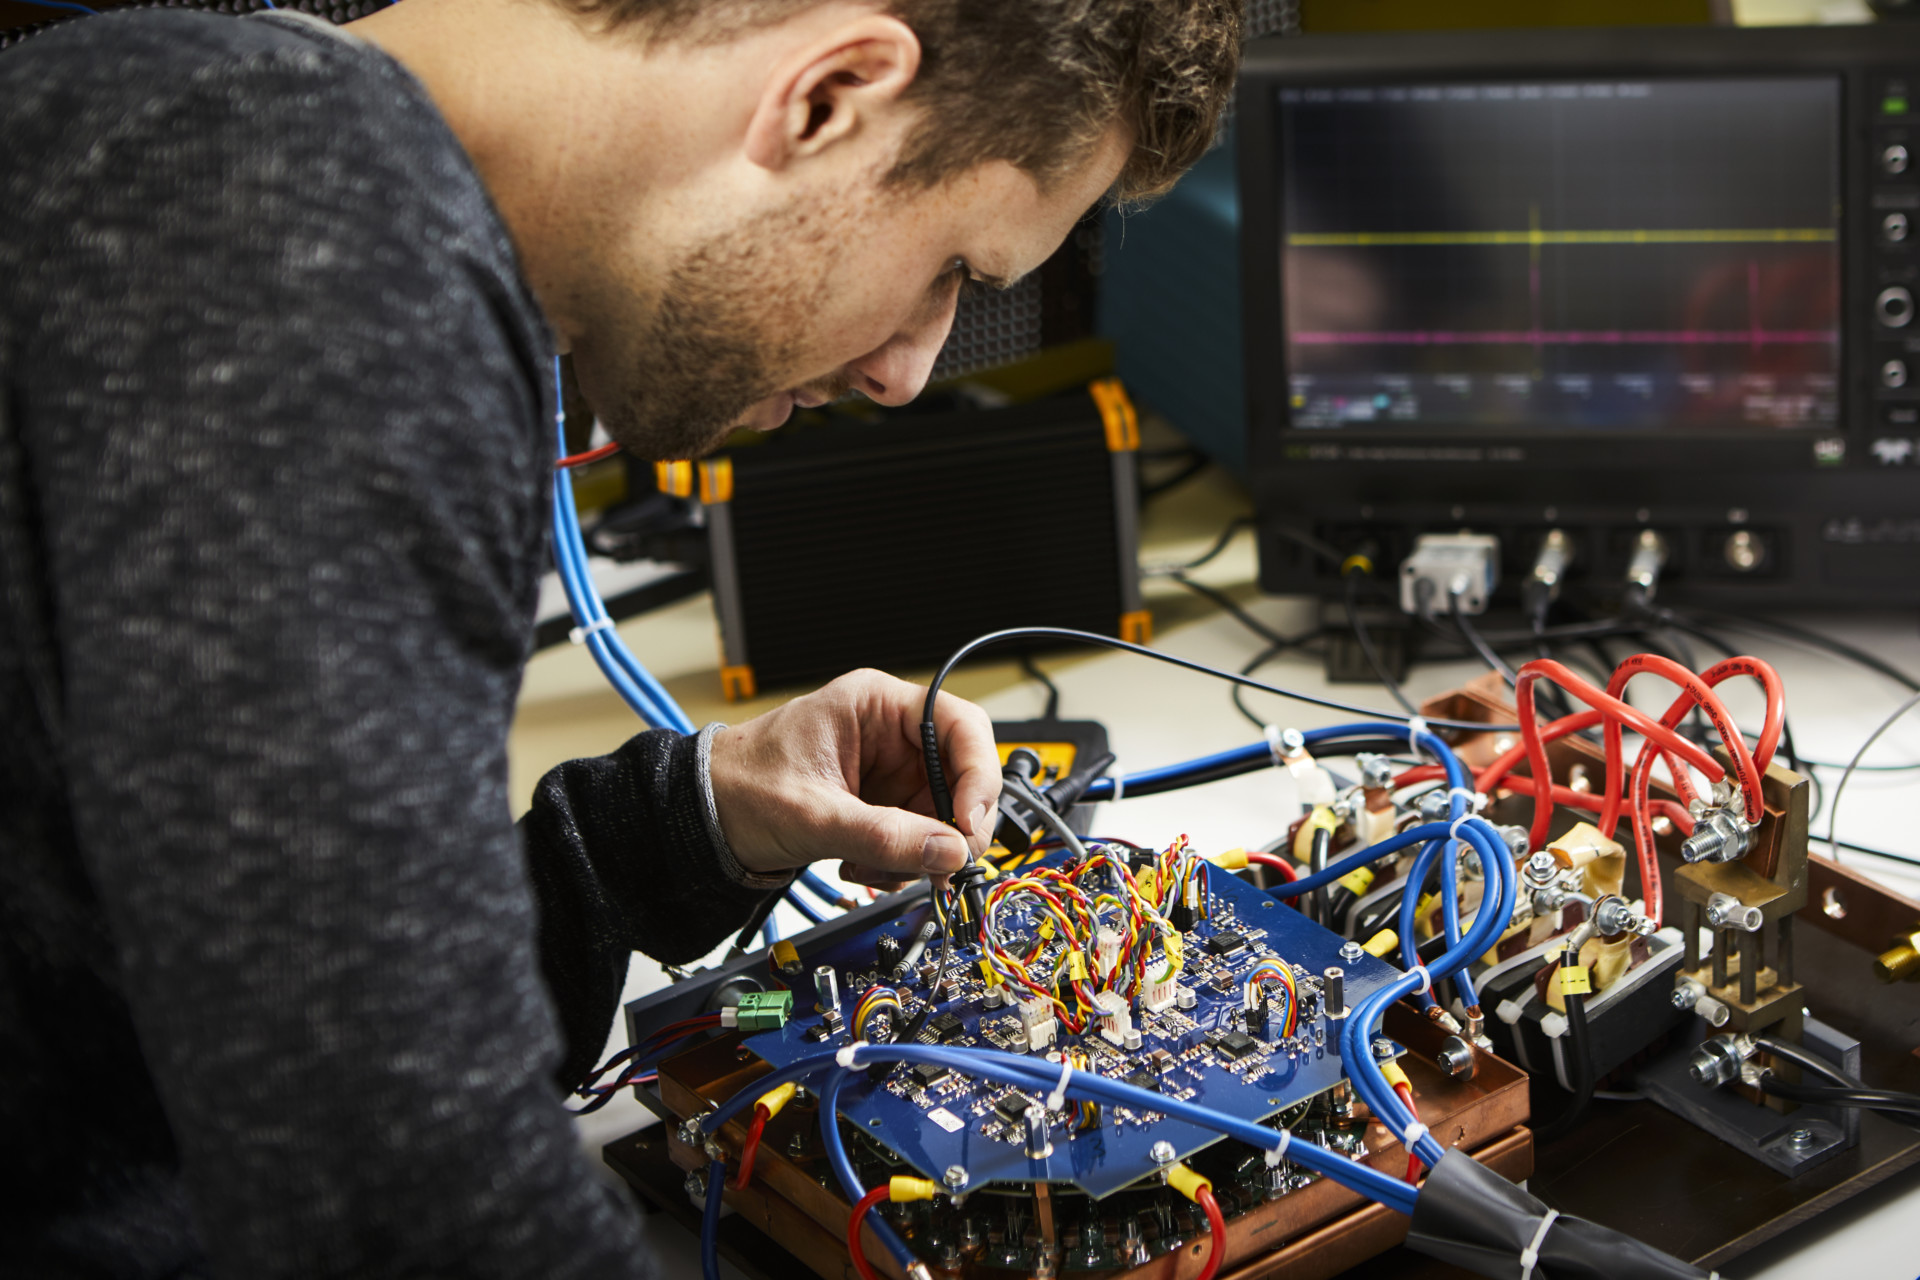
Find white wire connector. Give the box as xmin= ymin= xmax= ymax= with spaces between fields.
xmin=1518 ymin=1209 xmax=1561 ymax=1280
xmin=1399 ymin=1121 xmax=1429 ymax=1153
xmin=1405 ymin=716 xmax=1429 ymax=744
xmin=569 ymin=617 xmax=616 ymax=645
xmin=1410 ymin=964 xmax=1433 ymax=997
xmin=835 ymin=1042 xmax=867 ymax=1070
xmin=1264 ymin=1129 xmax=1293 ymax=1166
xmin=1045 ymin=1058 xmax=1074 ymax=1112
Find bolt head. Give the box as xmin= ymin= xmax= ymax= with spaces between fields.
xmin=1339 ymin=940 xmax=1365 ymax=962
xmin=1150 ymin=1140 xmax=1177 ymax=1165
xmin=1280 ymin=727 xmax=1306 ymax=751
xmin=1671 ymin=986 xmax=1694 ymax=1010
xmin=944 ymin=1165 xmax=970 ymax=1189
xmin=1526 ymin=851 xmax=1558 ymax=879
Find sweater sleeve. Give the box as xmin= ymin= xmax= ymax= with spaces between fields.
xmin=10 ymin=19 xmax=666 ymax=1280
xmin=520 ymin=724 xmax=792 ymax=1093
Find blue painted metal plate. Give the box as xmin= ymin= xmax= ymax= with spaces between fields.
xmin=746 ymin=859 xmax=1401 ymax=1197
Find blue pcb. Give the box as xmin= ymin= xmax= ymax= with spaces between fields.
xmin=746 ymin=860 xmax=1401 ymax=1198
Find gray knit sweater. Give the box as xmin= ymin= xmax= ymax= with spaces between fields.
xmin=0 ymin=11 xmax=782 ymax=1277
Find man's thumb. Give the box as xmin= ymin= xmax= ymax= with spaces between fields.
xmin=819 ymin=793 xmax=968 ymax=879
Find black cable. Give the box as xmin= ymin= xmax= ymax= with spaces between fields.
xmin=917 ymin=627 xmax=1527 ymax=821
xmin=1230 ymin=632 xmax=1328 ymax=730
xmin=1170 ymin=571 xmax=1291 ymax=649
xmin=1346 ymin=568 xmax=1419 ymax=715
xmin=1017 ymin=652 xmax=1061 ymax=721
xmin=1659 ymin=606 xmax=1920 ymax=691
xmin=1138 ymin=451 xmax=1209 ymax=502
xmin=1757 ymin=1077 xmax=1920 ymax=1126
xmin=730 ymin=892 xmax=783 ymax=955
xmin=1532 ymin=948 xmax=1595 ymax=1143
xmin=1450 ymin=592 xmax=1518 ymax=687
xmin=1157 ymin=515 xmax=1252 ymax=575
xmin=1752 ymin=1034 xmax=1859 ymax=1088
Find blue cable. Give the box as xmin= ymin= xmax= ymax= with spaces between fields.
xmin=795 ymin=868 xmax=847 ymax=910
xmin=549 ymin=357 xmax=696 ymax=734
xmin=784 ymin=890 xmax=826 ymax=927
xmin=10 ymin=0 xmax=98 ymax=12
xmin=760 ymin=918 xmax=779 ymax=948
xmin=818 ymin=1070 xmax=920 ymax=1268
xmin=701 ymin=1158 xmax=725 ymax=1280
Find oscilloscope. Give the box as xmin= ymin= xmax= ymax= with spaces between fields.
xmin=1238 ymin=25 xmax=1920 ymax=608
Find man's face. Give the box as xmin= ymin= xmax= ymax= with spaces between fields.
xmin=566 ymin=129 xmax=1130 ymax=461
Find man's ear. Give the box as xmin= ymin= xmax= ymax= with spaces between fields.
xmin=742 ymin=14 xmax=921 ymax=172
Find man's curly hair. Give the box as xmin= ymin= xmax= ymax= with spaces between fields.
xmin=561 ymin=0 xmax=1244 ymax=205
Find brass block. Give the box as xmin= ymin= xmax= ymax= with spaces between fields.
xmin=1675 ymin=860 xmax=1790 ymax=916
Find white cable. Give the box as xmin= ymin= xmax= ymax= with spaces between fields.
xmin=1518 ymin=1208 xmax=1560 ymax=1280
xmin=1826 ymin=686 xmax=1920 ymax=866
xmin=1045 ymin=1058 xmax=1073 ymax=1112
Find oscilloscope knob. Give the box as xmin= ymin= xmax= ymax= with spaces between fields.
xmin=1882 ymin=359 xmax=1909 ymax=390
xmin=1885 ymin=212 xmax=1911 ymax=243
xmin=1875 ymin=285 xmax=1915 ymax=328
xmin=1883 ymin=143 xmax=1911 ymax=177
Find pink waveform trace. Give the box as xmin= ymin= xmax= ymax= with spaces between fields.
xmin=1290 ymin=328 xmax=1838 ymax=346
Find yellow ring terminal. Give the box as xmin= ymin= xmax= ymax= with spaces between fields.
xmin=1341 ymin=553 xmax=1374 ymax=577
xmin=1379 ymin=1060 xmax=1412 ymax=1092
xmin=756 ymin=1082 xmax=799 ymax=1120
xmin=1362 ymin=929 xmax=1401 ymax=958
xmin=1211 ymin=847 xmax=1249 ymax=871
xmin=889 ymin=1176 xmax=940 ymax=1203
xmin=1292 ymin=806 xmax=1339 ymax=863
xmin=1166 ymin=1162 xmax=1212 ymax=1202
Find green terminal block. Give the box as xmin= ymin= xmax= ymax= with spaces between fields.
xmin=736 ymin=989 xmax=793 ymax=1032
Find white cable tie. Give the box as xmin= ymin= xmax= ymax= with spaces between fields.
xmin=1518 ymin=1209 xmax=1560 ymax=1280
xmin=834 ymin=1042 xmax=867 ymax=1070
xmin=1264 ymin=1129 xmax=1293 ymax=1166
xmin=1405 ymin=716 xmax=1428 ymax=744
xmin=1399 ymin=1121 xmax=1429 ymax=1152
xmin=1264 ymin=723 xmax=1286 ymax=768
xmin=1410 ymin=964 xmax=1433 ymax=997
xmin=1447 ymin=786 xmax=1482 ymax=813
xmin=1045 ymin=1059 xmax=1074 ymax=1112
xmin=1449 ymin=812 xmax=1477 ymax=843
xmin=568 ymin=617 xmax=616 ymax=646
xmin=1108 ymin=767 xmax=1125 ymax=803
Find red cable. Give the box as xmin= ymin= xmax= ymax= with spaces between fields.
xmin=730 ymin=1105 xmax=769 ymax=1191
xmin=1245 ymin=850 xmax=1298 ymax=881
xmin=1194 ymin=1185 xmax=1228 ymax=1280
xmin=555 ymin=441 xmax=622 ymax=469
xmin=1601 ymin=654 xmax=1768 ymax=837
xmin=848 ymin=1185 xmax=890 ymax=1280
xmin=1393 ymin=1082 xmax=1424 ymax=1183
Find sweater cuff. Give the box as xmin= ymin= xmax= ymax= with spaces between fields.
xmin=696 ymin=722 xmax=791 ymax=892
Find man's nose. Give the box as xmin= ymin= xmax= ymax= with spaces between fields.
xmin=844 ymin=285 xmax=961 ymax=407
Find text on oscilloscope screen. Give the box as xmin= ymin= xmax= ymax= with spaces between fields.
xmin=1279 ymin=78 xmax=1840 ymax=431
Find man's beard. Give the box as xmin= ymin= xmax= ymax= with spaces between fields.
xmin=590 ymin=197 xmax=849 ymax=461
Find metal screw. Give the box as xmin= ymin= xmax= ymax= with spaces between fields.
xmin=1788 ymin=1127 xmax=1817 ymax=1151
xmin=1525 ymin=851 xmax=1558 ymax=883
xmin=944 ymin=1165 xmax=970 ymax=1190
xmin=685 ymin=1171 xmax=709 ymax=1202
xmin=1371 ymin=1036 xmax=1398 ymax=1061
xmin=1150 ymin=1140 xmax=1177 ymax=1165
xmin=1339 ymin=940 xmax=1364 ymax=963
xmin=1280 ymin=727 xmax=1306 ymax=753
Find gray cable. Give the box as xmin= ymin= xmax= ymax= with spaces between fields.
xmin=1826 ymin=686 xmax=1920 ymax=865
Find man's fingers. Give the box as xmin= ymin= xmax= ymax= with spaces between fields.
xmin=837 ymin=862 xmax=915 ymax=893
xmin=814 ymin=790 xmax=968 ymax=885
xmin=932 ymin=688 xmax=1000 ymax=850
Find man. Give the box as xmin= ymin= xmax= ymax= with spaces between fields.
xmin=0 ymin=0 xmax=1240 ymax=1275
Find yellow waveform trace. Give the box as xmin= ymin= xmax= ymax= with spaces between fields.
xmin=1287 ymin=226 xmax=1836 ymax=248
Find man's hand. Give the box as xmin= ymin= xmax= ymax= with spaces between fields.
xmin=708 ymin=669 xmax=1001 ymax=889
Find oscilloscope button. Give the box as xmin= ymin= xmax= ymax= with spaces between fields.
xmin=1885 ymin=212 xmax=1911 ymax=243
xmin=1883 ymin=143 xmax=1912 ymax=176
xmin=1881 ymin=359 xmax=1909 ymax=390
xmin=1875 ymin=285 xmax=1915 ymax=328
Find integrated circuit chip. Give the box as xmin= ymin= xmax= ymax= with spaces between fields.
xmin=1125 ymin=1070 xmax=1161 ymax=1093
xmin=927 ymin=1011 xmax=965 ymax=1044
xmin=994 ymin=1092 xmax=1033 ymax=1123
xmin=1216 ymin=1030 xmax=1260 ymax=1061
xmin=1206 ymin=930 xmax=1247 ymax=956
xmin=911 ymin=1062 xmax=952 ymax=1088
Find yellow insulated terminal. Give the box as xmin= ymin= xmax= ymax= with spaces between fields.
xmin=1211 ymin=847 xmax=1249 ymax=870
xmin=1165 ymin=1162 xmax=1212 ymax=1202
xmin=1292 ymin=806 xmax=1339 ymax=863
xmin=1337 ymin=866 xmax=1376 ymax=898
xmin=1362 ymin=929 xmax=1400 ymax=958
xmin=1379 ymin=1060 xmax=1412 ymax=1092
xmin=769 ymin=939 xmax=801 ymax=975
xmin=756 ymin=1082 xmax=799 ymax=1119
xmin=889 ymin=1176 xmax=941 ymax=1203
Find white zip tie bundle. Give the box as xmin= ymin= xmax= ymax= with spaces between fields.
xmin=1264 ymin=1129 xmax=1293 ymax=1166
xmin=1264 ymin=723 xmax=1286 ymax=767
xmin=1410 ymin=964 xmax=1433 ymax=996
xmin=1446 ymin=786 xmax=1482 ymax=812
xmin=569 ymin=617 xmax=615 ymax=645
xmin=1110 ymin=769 xmax=1125 ymax=803
xmin=1449 ymin=812 xmax=1478 ymax=842
xmin=1045 ymin=1058 xmax=1074 ymax=1112
xmin=1518 ymin=1209 xmax=1560 ymax=1280
xmin=1399 ymin=1121 xmax=1429 ymax=1152
xmin=1405 ymin=716 xmax=1429 ymax=743
xmin=835 ymin=1042 xmax=867 ymax=1069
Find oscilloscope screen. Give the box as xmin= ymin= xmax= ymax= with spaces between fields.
xmin=1278 ymin=77 xmax=1840 ymax=431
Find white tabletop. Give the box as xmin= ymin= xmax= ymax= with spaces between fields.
xmin=511 ymin=464 xmax=1920 ymax=1277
